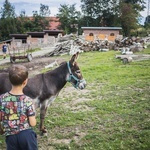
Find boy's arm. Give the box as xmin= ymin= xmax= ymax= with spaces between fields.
xmin=0 ymin=112 xmax=1 ymax=121
xmin=0 ymin=123 xmax=4 ymax=135
xmin=0 ymin=112 xmax=4 ymax=135
xmin=27 ymin=98 xmax=36 ymax=127
xmin=28 ymin=115 xmax=36 ymax=127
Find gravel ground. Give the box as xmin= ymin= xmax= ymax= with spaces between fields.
xmin=0 ymin=46 xmax=55 ymax=65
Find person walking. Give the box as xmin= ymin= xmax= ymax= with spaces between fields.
xmin=0 ymin=65 xmax=38 ymax=150
xmin=2 ymin=42 xmax=7 ymax=59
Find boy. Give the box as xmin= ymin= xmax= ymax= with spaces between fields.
xmin=0 ymin=65 xmax=38 ymax=150
xmin=2 ymin=42 xmax=7 ymax=59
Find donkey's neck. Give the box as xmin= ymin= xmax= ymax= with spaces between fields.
xmin=44 ymin=62 xmax=69 ymax=92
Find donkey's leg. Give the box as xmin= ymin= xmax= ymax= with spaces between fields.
xmin=39 ymin=96 xmax=57 ymax=136
xmin=39 ymin=105 xmax=48 ymax=136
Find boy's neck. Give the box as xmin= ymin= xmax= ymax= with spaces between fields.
xmin=10 ymin=86 xmax=24 ymax=95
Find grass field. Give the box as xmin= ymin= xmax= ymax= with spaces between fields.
xmin=0 ymin=48 xmax=150 ymax=150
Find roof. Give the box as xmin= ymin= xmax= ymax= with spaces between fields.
xmin=0 ymin=39 xmax=12 ymax=44
xmin=49 ymin=17 xmax=61 ymax=30
xmin=18 ymin=16 xmax=61 ymax=30
xmin=9 ymin=30 xmax=63 ymax=39
xmin=43 ymin=30 xmax=63 ymax=33
xmin=10 ymin=34 xmax=28 ymax=38
xmin=43 ymin=30 xmax=63 ymax=36
xmin=81 ymin=27 xmax=122 ymax=30
xmin=10 ymin=34 xmax=28 ymax=39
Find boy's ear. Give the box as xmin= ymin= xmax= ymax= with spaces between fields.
xmin=23 ymin=79 xmax=28 ymax=86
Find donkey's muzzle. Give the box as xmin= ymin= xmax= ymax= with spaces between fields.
xmin=78 ymin=79 xmax=86 ymax=90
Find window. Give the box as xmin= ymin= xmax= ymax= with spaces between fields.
xmin=110 ymin=33 xmax=114 ymax=36
xmin=89 ymin=33 xmax=93 ymax=36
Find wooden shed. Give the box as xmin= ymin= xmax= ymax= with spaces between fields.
xmin=9 ymin=30 xmax=63 ymax=49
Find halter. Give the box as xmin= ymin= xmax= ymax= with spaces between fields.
xmin=67 ymin=61 xmax=83 ymax=89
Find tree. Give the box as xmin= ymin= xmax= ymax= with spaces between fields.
xmin=81 ymin=0 xmax=120 ymax=26
xmin=0 ymin=0 xmax=16 ymax=18
xmin=80 ymin=0 xmax=146 ymax=36
xmin=120 ymin=3 xmax=138 ymax=36
xmin=122 ymin=0 xmax=145 ymax=11
xmin=39 ymin=4 xmax=50 ymax=17
xmin=119 ymin=0 xmax=146 ymax=36
xmin=57 ymin=4 xmax=81 ymax=34
xmin=31 ymin=4 xmax=51 ymax=31
xmin=0 ymin=0 xmax=17 ymax=41
xmin=0 ymin=1 xmax=52 ymax=40
xmin=17 ymin=11 xmax=35 ymax=33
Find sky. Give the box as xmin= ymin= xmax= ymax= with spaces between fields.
xmin=0 ymin=0 xmax=82 ymax=16
xmin=0 ymin=0 xmax=147 ymax=25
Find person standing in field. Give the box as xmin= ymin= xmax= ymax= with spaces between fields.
xmin=0 ymin=65 xmax=38 ymax=150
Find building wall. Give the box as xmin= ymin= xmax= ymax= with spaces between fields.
xmin=83 ymin=29 xmax=121 ymax=41
xmin=84 ymin=29 xmax=120 ymax=36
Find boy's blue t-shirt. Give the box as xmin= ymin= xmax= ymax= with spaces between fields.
xmin=2 ymin=45 xmax=7 ymax=52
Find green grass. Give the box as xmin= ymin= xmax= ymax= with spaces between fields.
xmin=0 ymin=48 xmax=150 ymax=150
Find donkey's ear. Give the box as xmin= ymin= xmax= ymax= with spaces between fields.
xmin=70 ymin=52 xmax=79 ymax=65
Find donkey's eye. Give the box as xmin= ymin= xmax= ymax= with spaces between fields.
xmin=75 ymin=70 xmax=80 ymax=74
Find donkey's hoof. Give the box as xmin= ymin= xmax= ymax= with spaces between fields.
xmin=40 ymin=128 xmax=48 ymax=136
xmin=40 ymin=131 xmax=48 ymax=136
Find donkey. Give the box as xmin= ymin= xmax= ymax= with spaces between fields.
xmin=0 ymin=52 xmax=86 ymax=135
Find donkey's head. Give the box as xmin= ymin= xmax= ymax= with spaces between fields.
xmin=67 ymin=52 xmax=86 ymax=90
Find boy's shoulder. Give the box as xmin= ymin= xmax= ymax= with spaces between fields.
xmin=23 ymin=94 xmax=32 ymax=99
xmin=0 ymin=92 xmax=9 ymax=99
xmin=22 ymin=95 xmax=33 ymax=103
xmin=0 ymin=92 xmax=9 ymax=105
